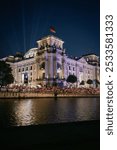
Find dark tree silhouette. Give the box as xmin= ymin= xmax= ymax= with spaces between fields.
xmin=66 ymin=75 xmax=77 ymax=84
xmin=80 ymin=80 xmax=85 ymax=85
xmin=87 ymin=79 xmax=93 ymax=85
xmin=0 ymin=61 xmax=14 ymax=87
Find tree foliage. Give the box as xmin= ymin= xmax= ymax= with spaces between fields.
xmin=80 ymin=80 xmax=85 ymax=85
xmin=0 ymin=61 xmax=14 ymax=86
xmin=66 ymin=75 xmax=77 ymax=84
xmin=87 ymin=79 xmax=93 ymax=84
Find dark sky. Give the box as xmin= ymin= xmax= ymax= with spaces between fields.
xmin=0 ymin=0 xmax=100 ymax=58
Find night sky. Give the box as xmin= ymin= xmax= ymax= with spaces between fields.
xmin=0 ymin=0 xmax=100 ymax=58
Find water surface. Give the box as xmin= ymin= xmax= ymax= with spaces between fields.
xmin=0 ymin=97 xmax=100 ymax=127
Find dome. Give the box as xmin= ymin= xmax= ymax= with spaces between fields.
xmin=24 ymin=48 xmax=38 ymax=58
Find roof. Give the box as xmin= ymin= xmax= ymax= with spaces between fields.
xmin=81 ymin=53 xmax=99 ymax=57
xmin=24 ymin=48 xmax=38 ymax=58
xmin=37 ymin=35 xmax=64 ymax=43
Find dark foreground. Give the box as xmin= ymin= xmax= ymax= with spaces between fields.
xmin=0 ymin=120 xmax=100 ymax=150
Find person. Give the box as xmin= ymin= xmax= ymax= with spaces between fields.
xmin=54 ymin=89 xmax=58 ymax=98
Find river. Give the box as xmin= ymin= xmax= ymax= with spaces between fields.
xmin=0 ymin=97 xmax=100 ymax=127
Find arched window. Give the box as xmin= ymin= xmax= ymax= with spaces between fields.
xmin=40 ymin=62 xmax=45 ymax=69
xmin=57 ymin=63 xmax=61 ymax=69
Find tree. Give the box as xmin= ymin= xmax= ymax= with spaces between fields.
xmin=66 ymin=75 xmax=77 ymax=84
xmin=87 ymin=79 xmax=93 ymax=84
xmin=0 ymin=61 xmax=14 ymax=87
xmin=87 ymin=79 xmax=93 ymax=87
xmin=80 ymin=80 xmax=85 ymax=85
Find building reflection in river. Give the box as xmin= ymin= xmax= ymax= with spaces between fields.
xmin=13 ymin=100 xmax=33 ymax=126
xmin=0 ymin=98 xmax=100 ymax=127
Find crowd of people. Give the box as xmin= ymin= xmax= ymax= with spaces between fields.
xmin=0 ymin=85 xmax=100 ymax=95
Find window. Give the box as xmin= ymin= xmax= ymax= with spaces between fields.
xmin=18 ymin=68 xmax=21 ymax=72
xmin=30 ymin=66 xmax=32 ymax=70
xmin=57 ymin=73 xmax=60 ymax=78
xmin=42 ymin=73 xmax=45 ymax=79
xmin=69 ymin=66 xmax=71 ymax=70
xmin=40 ymin=62 xmax=45 ymax=69
xmin=57 ymin=63 xmax=61 ymax=69
xmin=24 ymin=73 xmax=28 ymax=84
xmin=22 ymin=68 xmax=24 ymax=72
xmin=79 ymin=67 xmax=83 ymax=72
xmin=30 ymin=72 xmax=32 ymax=76
xmin=69 ymin=72 xmax=71 ymax=75
xmin=26 ymin=67 xmax=28 ymax=71
xmin=73 ymin=67 xmax=75 ymax=71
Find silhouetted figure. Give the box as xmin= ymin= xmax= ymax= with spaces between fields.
xmin=54 ymin=90 xmax=58 ymax=98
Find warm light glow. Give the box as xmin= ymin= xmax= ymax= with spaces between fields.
xmin=14 ymin=100 xmax=33 ymax=126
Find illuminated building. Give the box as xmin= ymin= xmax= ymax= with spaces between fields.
xmin=1 ymin=35 xmax=100 ymax=87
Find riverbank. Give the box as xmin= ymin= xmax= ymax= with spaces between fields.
xmin=0 ymin=120 xmax=100 ymax=150
xmin=0 ymin=91 xmax=100 ymax=98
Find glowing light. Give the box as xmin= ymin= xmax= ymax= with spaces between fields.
xmin=14 ymin=100 xmax=33 ymax=126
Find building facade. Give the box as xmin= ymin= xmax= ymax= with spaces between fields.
xmin=2 ymin=35 xmax=100 ymax=87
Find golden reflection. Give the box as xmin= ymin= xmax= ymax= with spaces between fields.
xmin=10 ymin=98 xmax=99 ymax=126
xmin=14 ymin=100 xmax=33 ymax=126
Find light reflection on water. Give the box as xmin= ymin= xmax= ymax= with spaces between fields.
xmin=0 ymin=98 xmax=100 ymax=127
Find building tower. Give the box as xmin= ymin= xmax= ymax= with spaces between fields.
xmin=36 ymin=35 xmax=66 ymax=86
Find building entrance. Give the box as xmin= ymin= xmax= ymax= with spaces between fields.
xmin=24 ymin=73 xmax=28 ymax=84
